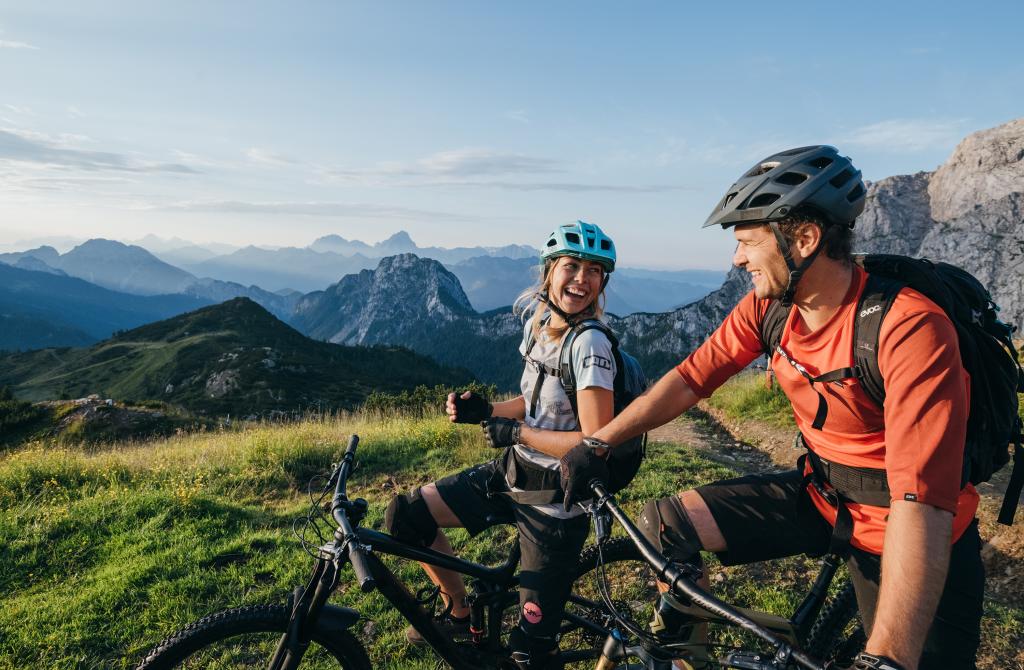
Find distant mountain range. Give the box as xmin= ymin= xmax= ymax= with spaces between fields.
xmin=8 ymin=118 xmax=1016 ymax=405
xmin=0 ymin=231 xmax=725 ymax=337
xmin=1 ymin=242 xmax=297 ymax=318
xmin=0 ymin=298 xmax=472 ymax=414
xmin=279 ymin=118 xmax=1024 ymax=389
xmin=0 ymin=263 xmax=212 ymax=351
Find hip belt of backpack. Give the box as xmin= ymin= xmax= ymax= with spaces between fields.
xmin=795 ymin=433 xmax=890 ymax=557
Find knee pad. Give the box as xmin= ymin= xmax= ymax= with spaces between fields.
xmin=383 ymin=488 xmax=439 ymax=547
xmin=509 ymin=625 xmax=562 ymax=670
xmin=639 ymin=496 xmax=702 ymax=566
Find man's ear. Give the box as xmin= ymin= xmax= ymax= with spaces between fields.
xmin=793 ymin=222 xmax=823 ymax=259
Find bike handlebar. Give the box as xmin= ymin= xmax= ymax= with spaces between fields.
xmin=588 ymin=480 xmax=824 ymax=670
xmin=330 ymin=435 xmax=376 ymax=592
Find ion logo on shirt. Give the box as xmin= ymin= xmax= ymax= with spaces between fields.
xmin=582 ymin=355 xmax=612 ymax=370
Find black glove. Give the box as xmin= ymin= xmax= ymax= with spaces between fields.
xmin=559 ymin=438 xmax=611 ymax=512
xmin=828 ymin=652 xmax=906 ymax=670
xmin=451 ymin=392 xmax=492 ymax=424
xmin=481 ymin=417 xmax=520 ymax=449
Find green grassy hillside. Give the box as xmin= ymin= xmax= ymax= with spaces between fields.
xmin=0 ymin=298 xmax=472 ymax=415
xmin=0 ymin=396 xmax=1020 ymax=668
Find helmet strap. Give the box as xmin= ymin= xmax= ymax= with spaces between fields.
xmin=537 ymin=291 xmax=589 ymax=327
xmin=769 ymin=221 xmax=822 ymax=307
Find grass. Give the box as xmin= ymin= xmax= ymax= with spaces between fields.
xmin=0 ymin=406 xmax=1020 ymax=669
xmin=705 ymin=371 xmax=796 ymax=428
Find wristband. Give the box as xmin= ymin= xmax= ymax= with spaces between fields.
xmin=582 ymin=437 xmax=611 ymax=450
xmin=852 ymin=652 xmax=906 ymax=670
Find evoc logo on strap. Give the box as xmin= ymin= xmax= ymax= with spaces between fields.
xmin=859 ymin=304 xmax=882 ymax=318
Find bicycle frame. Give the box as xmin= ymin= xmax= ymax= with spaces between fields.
xmin=277 ymin=436 xmax=837 ymax=670
xmin=587 ymin=482 xmax=829 ymax=670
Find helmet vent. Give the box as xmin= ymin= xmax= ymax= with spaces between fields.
xmin=748 ymin=193 xmax=781 ymax=207
xmin=723 ymin=192 xmax=738 ymax=208
xmin=546 ymin=239 xmax=558 ymax=247
xmin=829 ymin=169 xmax=854 ymax=188
xmin=775 ymin=172 xmax=808 ymax=186
xmin=745 ymin=161 xmax=781 ymax=178
xmin=846 ymin=183 xmax=866 ymax=202
xmin=600 ymin=239 xmax=611 ymax=250
xmin=565 ymin=232 xmax=581 ymax=244
xmin=808 ymin=156 xmax=833 ymax=169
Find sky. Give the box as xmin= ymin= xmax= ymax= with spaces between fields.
xmin=1 ymin=1 xmax=1022 ymax=270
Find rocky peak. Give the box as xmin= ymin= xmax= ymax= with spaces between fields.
xmin=56 ymin=238 xmax=197 ymax=295
xmin=290 ymin=253 xmax=475 ymax=345
xmin=928 ymin=118 xmax=1024 ymax=222
xmin=853 ymin=172 xmax=934 ymax=256
xmin=376 ymin=231 xmax=417 ymax=253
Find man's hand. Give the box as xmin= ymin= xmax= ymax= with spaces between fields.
xmin=446 ymin=391 xmax=492 ymax=424
xmin=481 ymin=417 xmax=520 ymax=448
xmin=559 ymin=439 xmax=611 ymax=511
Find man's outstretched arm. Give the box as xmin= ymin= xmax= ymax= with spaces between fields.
xmin=591 ymin=369 xmax=701 ymax=449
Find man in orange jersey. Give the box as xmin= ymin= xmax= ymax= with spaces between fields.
xmin=560 ymin=146 xmax=983 ymax=670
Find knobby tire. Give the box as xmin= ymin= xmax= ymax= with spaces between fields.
xmin=134 ymin=604 xmax=372 ymax=670
xmin=804 ymin=579 xmax=866 ymax=664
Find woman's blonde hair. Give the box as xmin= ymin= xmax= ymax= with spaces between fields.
xmin=513 ymin=256 xmax=606 ymax=342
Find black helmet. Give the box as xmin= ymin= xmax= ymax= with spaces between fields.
xmin=703 ymin=145 xmax=866 ymax=229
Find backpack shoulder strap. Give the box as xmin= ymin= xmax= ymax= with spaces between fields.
xmin=852 ymin=273 xmax=905 ymax=408
xmin=759 ymin=299 xmax=790 ymax=356
xmin=558 ymin=319 xmax=620 ymax=420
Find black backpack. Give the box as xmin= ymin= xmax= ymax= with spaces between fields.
xmin=760 ymin=254 xmax=1024 ymax=525
xmin=519 ymin=318 xmax=650 ymax=497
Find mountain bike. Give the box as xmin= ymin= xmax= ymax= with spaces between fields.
xmin=134 ymin=435 xmax=862 ymax=669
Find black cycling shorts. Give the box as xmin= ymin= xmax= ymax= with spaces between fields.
xmin=679 ymin=469 xmax=983 ymax=670
xmin=432 ymin=454 xmax=590 ymax=645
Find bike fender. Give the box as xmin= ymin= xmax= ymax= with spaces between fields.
xmin=317 ymin=604 xmax=361 ymax=633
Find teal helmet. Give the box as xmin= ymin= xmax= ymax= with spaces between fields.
xmin=540 ymin=220 xmax=616 ymax=273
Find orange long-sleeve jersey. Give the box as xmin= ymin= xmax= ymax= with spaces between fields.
xmin=676 ymin=266 xmax=977 ymax=554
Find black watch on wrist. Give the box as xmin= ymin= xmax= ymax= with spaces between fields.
xmin=582 ymin=437 xmax=611 ymax=451
xmin=852 ymin=652 xmax=906 ymax=670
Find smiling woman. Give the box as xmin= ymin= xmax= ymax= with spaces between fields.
xmin=374 ymin=220 xmax=629 ymax=668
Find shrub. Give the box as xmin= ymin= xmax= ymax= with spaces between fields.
xmin=362 ymin=382 xmax=497 ymax=417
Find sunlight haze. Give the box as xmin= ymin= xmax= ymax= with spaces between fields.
xmin=2 ymin=1 xmax=1022 ymax=269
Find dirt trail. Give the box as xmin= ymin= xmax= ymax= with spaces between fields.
xmin=657 ymin=402 xmax=1024 ymax=608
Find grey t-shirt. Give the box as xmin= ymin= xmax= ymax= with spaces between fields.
xmin=513 ymin=317 xmax=616 ymax=517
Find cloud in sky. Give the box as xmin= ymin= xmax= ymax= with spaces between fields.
xmin=153 ymin=200 xmax=476 ymax=221
xmin=0 ymin=40 xmax=38 ymax=50
xmin=4 ymin=104 xmax=34 ymax=115
xmin=245 ymin=147 xmax=296 ymax=166
xmin=433 ymin=181 xmax=692 ymax=193
xmin=839 ymin=118 xmax=967 ymax=152
xmin=329 ymin=147 xmax=562 ymax=183
xmin=0 ymin=128 xmax=199 ymax=173
xmin=505 ymin=109 xmax=530 ymax=124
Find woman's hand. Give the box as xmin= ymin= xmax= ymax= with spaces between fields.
xmin=446 ymin=391 xmax=492 ymax=424
xmin=481 ymin=417 xmax=521 ymax=448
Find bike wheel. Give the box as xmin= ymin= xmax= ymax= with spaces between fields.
xmin=560 ymin=537 xmax=653 ymax=667
xmin=135 ymin=604 xmax=372 ymax=670
xmin=804 ymin=579 xmax=866 ymax=665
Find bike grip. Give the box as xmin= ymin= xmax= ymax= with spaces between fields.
xmin=345 ymin=434 xmax=360 ymax=456
xmin=348 ymin=544 xmax=376 ymax=592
